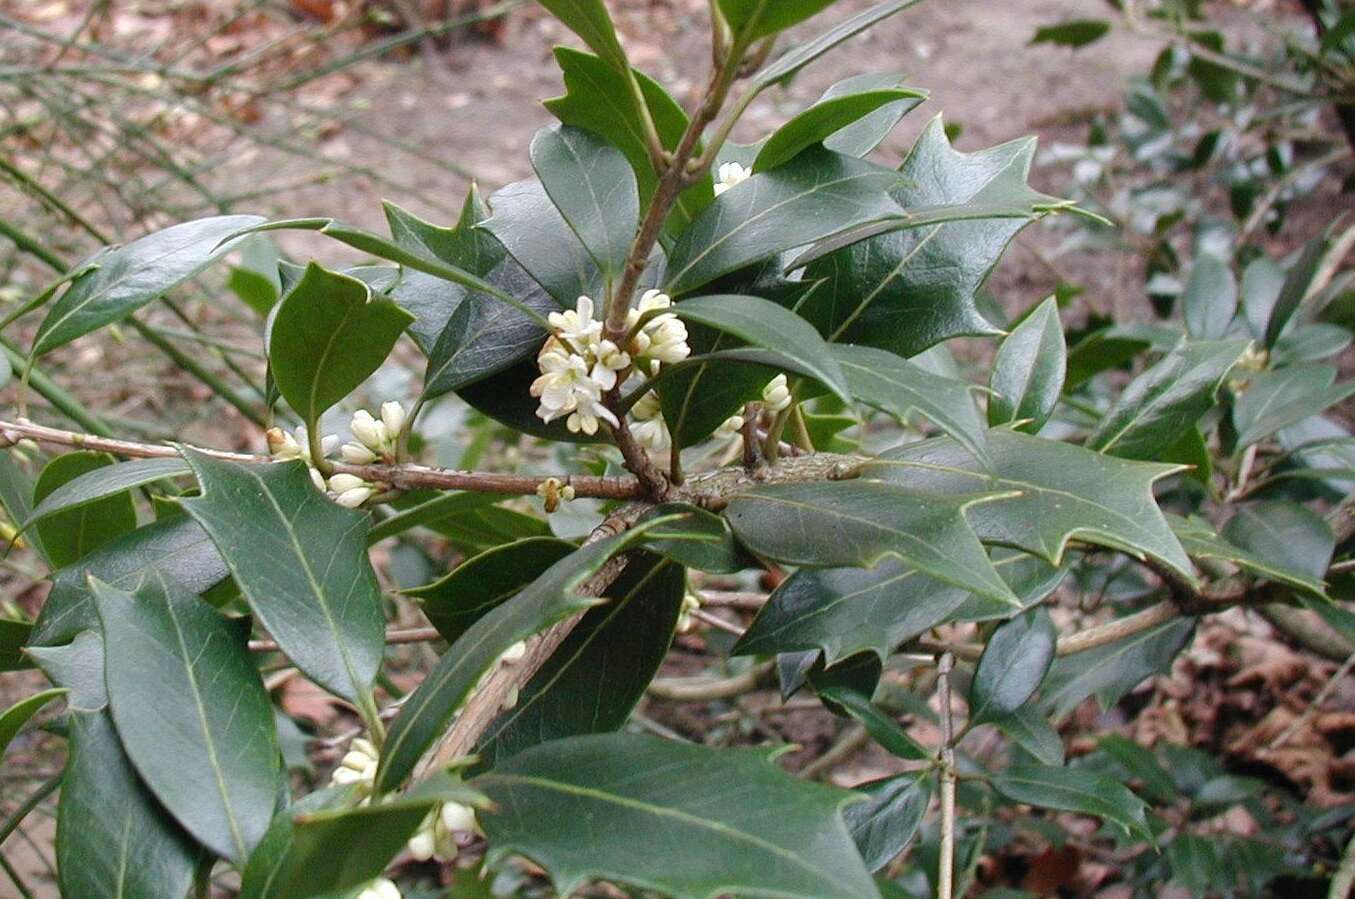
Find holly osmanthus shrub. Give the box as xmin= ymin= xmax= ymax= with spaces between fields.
xmin=2 ymin=0 xmax=1353 ymax=897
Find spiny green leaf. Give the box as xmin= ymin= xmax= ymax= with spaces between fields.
xmin=988 ymin=297 xmax=1065 ymax=434
xmin=269 ymin=262 xmax=414 ymax=427
xmin=819 ymin=74 xmax=927 ymax=157
xmin=864 ymin=429 xmax=1197 ymax=582
xmin=92 ymin=575 xmax=280 ymax=862
xmin=474 ymin=732 xmax=880 ymax=899
xmin=479 ymin=178 xmax=603 ymax=308
xmin=33 ymin=452 xmax=137 ymax=569
xmin=755 ymin=87 xmax=926 ymax=172
xmin=538 ymin=0 xmax=629 ymax=72
xmin=32 ymin=214 xmax=263 ymax=356
xmin=180 ymin=450 xmax=385 ymax=702
xmin=1170 ymin=514 xmax=1328 ymax=598
xmin=724 ymin=480 xmax=1020 ymax=605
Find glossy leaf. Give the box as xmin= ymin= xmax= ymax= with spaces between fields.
xmin=755 ymin=88 xmax=925 ymax=172
xmin=819 ymin=74 xmax=927 ymax=157
xmin=474 ymin=732 xmax=880 ymax=899
xmin=1170 ymin=514 xmax=1327 ymax=598
xmin=988 ymin=297 xmax=1065 ymax=433
xmin=93 ymin=576 xmax=280 ymax=861
xmin=544 ymin=48 xmax=713 ymax=235
xmin=835 ymin=344 xmax=990 ymax=466
xmin=1220 ymin=500 xmax=1334 ymax=588
xmin=0 ymin=618 xmax=31 ymax=672
xmin=725 ymin=480 xmax=1019 ymax=605
xmin=269 ymin=262 xmax=414 ymax=426
xmin=32 ymin=214 xmax=263 ymax=356
xmin=181 ymin=451 xmax=384 ymax=702
xmin=864 ymin=430 xmax=1197 ymax=582
xmin=479 ymin=178 xmax=603 ymax=308
xmin=817 ymin=685 xmax=928 ymax=760
xmin=1030 ymin=19 xmax=1111 ymax=48
xmin=30 ymin=514 xmax=229 ymax=648
xmin=0 ymin=687 xmax=65 ymax=758
xmin=538 ymin=0 xmax=628 ymax=72
xmin=989 ymin=706 xmax=1065 ymax=766
xmin=530 ymin=125 xmax=639 ymax=281
xmin=1182 ymin=254 xmax=1237 ymax=340
xmin=1040 ymin=615 xmax=1195 ymax=719
xmin=1086 ymin=338 xmax=1250 ymax=460
xmin=1098 ymin=734 xmax=1176 ymax=803
xmin=33 ymin=451 xmax=138 ymax=569
xmin=1264 ymin=228 xmax=1336 ymax=347
xmin=664 ymin=148 xmax=902 ymax=295
xmin=843 ymin=772 xmax=930 ymax=872
xmin=28 ymin=630 xmax=107 ymax=712
xmin=636 ymin=502 xmax=746 ymax=573
xmin=990 ymin=764 xmax=1151 ymax=840
xmin=26 ymin=456 xmax=190 ymax=529
xmin=475 ymin=552 xmax=684 ymax=769
xmin=968 ymin=606 xmax=1056 ymax=726
xmin=1240 ymin=256 xmax=1286 ymax=340
xmin=754 ymin=0 xmax=924 ymax=90
xmin=376 ymin=521 xmax=671 ymax=791
xmin=719 ymin=0 xmax=840 ymax=40
xmin=1232 ymin=364 xmax=1355 ymax=452
xmin=407 ymin=537 xmax=576 ymax=643
xmin=799 ymin=118 xmax=1045 ymax=356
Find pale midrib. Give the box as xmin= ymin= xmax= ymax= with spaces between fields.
xmin=554 ymin=134 xmax=619 ymax=274
xmin=305 ymin=300 xmax=361 ymax=421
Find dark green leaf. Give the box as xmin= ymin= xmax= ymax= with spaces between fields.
xmin=835 ymin=344 xmax=990 ymax=466
xmin=1086 ymin=338 xmax=1250 ymax=460
xmin=479 ymin=178 xmax=602 ymax=308
xmin=1097 ymin=734 xmax=1177 ymax=804
xmin=819 ymin=74 xmax=927 ymax=157
xmin=181 ymin=451 xmax=385 ymax=702
xmin=664 ymin=148 xmax=902 ymax=296
xmin=1167 ymin=834 xmax=1222 ymax=896
xmin=376 ymin=521 xmax=672 ymax=791
xmin=1029 ymin=19 xmax=1111 ymax=49
xmin=754 ymin=0 xmax=924 ymax=90
xmin=407 ymin=537 xmax=576 ymax=643
xmin=530 ymin=125 xmax=639 ymax=281
xmin=988 ymin=706 xmax=1065 ymax=766
xmin=991 ymin=764 xmax=1150 ymax=840
xmin=969 ymin=606 xmax=1056 ymax=726
xmin=1182 ymin=254 xmax=1237 ymax=340
xmin=0 ymin=687 xmax=65 ymax=758
xmin=539 ymin=0 xmax=629 ymax=71
xmin=27 ymin=631 xmax=108 ymax=712
xmin=843 ymin=772 xmax=930 ymax=872
xmin=26 ymin=457 xmax=189 ymax=530
xmin=1240 ymin=256 xmax=1285 ymax=340
xmin=33 ymin=452 xmax=137 ymax=569
xmin=1221 ymin=501 xmax=1334 ymax=588
xmin=817 ymin=686 xmax=928 ymax=759
xmin=1064 ymin=322 xmax=1180 ymax=391
xmin=718 ymin=0 xmax=840 ymax=39
xmin=1265 ymin=229 xmax=1335 ymax=348
xmin=475 ymin=552 xmax=684 ymax=768
xmin=269 ymin=262 xmax=414 ymax=426
xmin=636 ymin=502 xmax=746 ymax=573
xmin=1271 ymin=322 xmax=1352 ymax=365
xmin=544 ymin=48 xmax=713 ymax=236
xmin=1040 ymin=615 xmax=1195 ymax=719
xmin=474 ymin=732 xmax=880 ymax=899
xmin=1232 ymin=364 xmax=1355 ymax=452
xmin=93 ymin=576 xmax=280 ymax=861
xmin=0 ymin=453 xmax=44 ymax=564
xmin=1170 ymin=514 xmax=1327 ymax=598
xmin=755 ymin=88 xmax=925 ymax=172
xmin=864 ymin=430 xmax=1196 ymax=582
xmin=988 ymin=297 xmax=1065 ymax=433
xmin=32 ymin=214 xmax=264 ymax=356
xmin=726 ymin=480 xmax=1019 ymax=605
xmin=0 ymin=618 xmax=31 ymax=672
xmin=367 ymin=491 xmax=511 ymax=544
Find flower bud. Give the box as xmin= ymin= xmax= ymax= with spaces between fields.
xmin=341 ymin=442 xmax=379 ymax=464
xmin=309 ymin=467 xmax=328 ymax=493
xmin=356 ymin=878 xmax=401 ymax=899
xmin=327 ymin=473 xmax=367 ymax=494
xmin=762 ymin=374 xmax=791 ymax=413
xmin=350 ymin=410 xmax=387 ymax=452
xmin=501 ymin=640 xmax=527 ymax=664
xmin=380 ymin=401 xmax=406 ymax=436
xmin=335 ymin=486 xmax=376 ymax=509
xmin=440 ymin=800 xmax=478 ymax=834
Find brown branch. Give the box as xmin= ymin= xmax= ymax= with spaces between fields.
xmin=249 ymin=626 xmax=440 ymax=654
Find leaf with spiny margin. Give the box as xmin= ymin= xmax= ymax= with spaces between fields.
xmin=180 ymin=451 xmax=385 ymax=702
xmin=968 ymin=606 xmax=1056 ymax=726
xmin=1086 ymin=338 xmax=1250 ymax=460
xmin=475 ymin=552 xmax=685 ymax=770
xmin=819 ymin=74 xmax=928 ymax=158
xmin=26 ymin=457 xmax=190 ymax=529
xmin=0 ymin=687 xmax=65 ymax=758
xmin=33 ymin=452 xmax=137 ymax=570
xmin=664 ymin=148 xmax=903 ymax=296
xmin=268 ymin=262 xmax=414 ymax=427
xmin=29 ymin=514 xmax=229 ymax=648
xmin=238 ymin=773 xmax=485 ymax=899
xmin=754 ymin=87 xmax=926 ymax=172
xmin=754 ymin=0 xmax=925 ymax=91
xmin=863 ymin=429 xmax=1197 ymax=582
xmin=724 ymin=480 xmax=1020 ymax=606
xmin=799 ymin=117 xmax=1051 ymax=356
xmin=474 ymin=732 xmax=880 ymax=899
xmin=988 ymin=297 xmax=1065 ymax=433
xmin=539 ymin=0 xmax=629 ymax=73
xmin=718 ymin=0 xmax=842 ymax=40
xmin=1039 ymin=615 xmax=1195 ymax=720
xmin=843 ymin=772 xmax=930 ymax=872
xmin=1221 ymin=500 xmax=1334 ymax=590
xmin=834 ymin=343 xmax=990 ymax=467
xmin=407 ymin=537 xmax=576 ymax=644
xmin=32 ymin=214 xmax=264 ymax=356
xmin=544 ymin=48 xmax=714 ymax=236
xmin=27 ymin=631 xmax=106 ymax=710
xmin=376 ymin=519 xmax=674 ymax=791
xmin=1231 ymin=364 xmax=1355 ymax=453
xmin=991 ymin=764 xmax=1151 ymax=841
xmin=733 ymin=550 xmax=1061 ymax=665
xmin=1169 ymin=513 xmax=1327 ymax=598
xmin=531 ymin=125 xmax=639 ymax=282
xmin=92 ymin=576 xmax=280 ymax=862
xmin=479 ymin=178 xmax=605 ymax=308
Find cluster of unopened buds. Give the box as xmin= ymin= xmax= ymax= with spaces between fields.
xmin=407 ymin=799 xmax=480 ymax=863
xmin=267 ymin=402 xmax=408 ymax=509
xmin=711 ymin=374 xmax=793 ymax=452
xmin=531 ymin=291 xmax=690 ymax=437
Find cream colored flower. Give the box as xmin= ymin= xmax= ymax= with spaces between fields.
xmin=631 ymin=391 xmax=670 ymax=451
xmin=548 ymin=295 xmax=603 ymax=345
xmin=349 ymin=410 xmax=389 ymax=454
xmin=331 ymin=737 xmax=378 ymax=790
xmin=566 ymin=393 xmax=619 ymax=435
xmin=380 ymin=401 xmax=406 ymax=436
xmin=762 ymin=373 xmax=792 ymax=413
xmin=531 ymin=345 xmax=595 ymax=422
xmin=341 ymin=442 xmax=379 ymax=465
xmin=714 ymin=162 xmax=752 ymax=196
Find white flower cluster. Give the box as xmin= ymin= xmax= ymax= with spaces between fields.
xmin=407 ymin=800 xmax=479 ymax=863
xmin=342 ymin=402 xmax=406 ymax=464
xmin=330 ymin=737 xmax=379 ymax=793
xmin=356 ymin=878 xmax=401 ymax=899
xmin=531 ymin=291 xmax=690 ymax=439
xmin=714 ymin=162 xmax=752 ymax=197
xmin=266 ymin=403 xmax=410 ymax=509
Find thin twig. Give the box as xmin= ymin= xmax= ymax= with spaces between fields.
xmin=647 ymin=662 xmax=774 ymax=701
xmin=936 ymin=652 xmax=957 ymax=899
